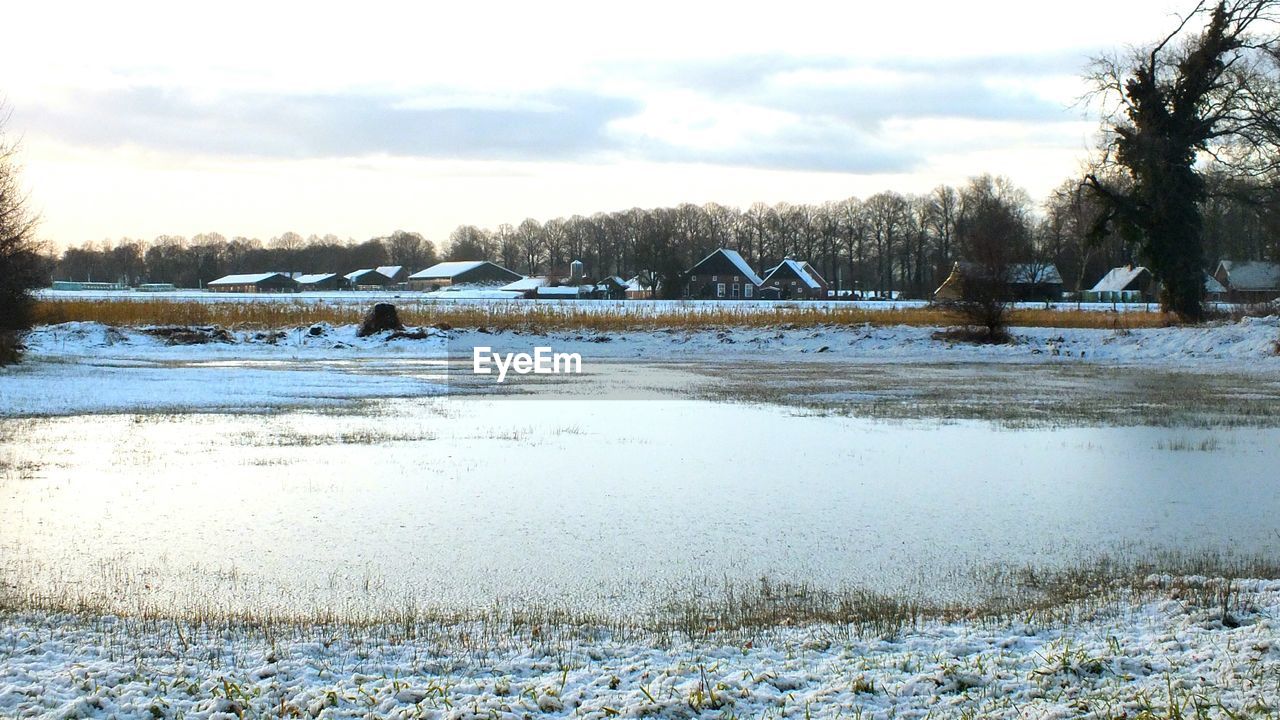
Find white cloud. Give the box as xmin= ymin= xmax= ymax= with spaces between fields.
xmin=0 ymin=0 xmax=1201 ymax=245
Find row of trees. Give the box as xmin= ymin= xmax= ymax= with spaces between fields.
xmin=49 ymin=170 xmax=1279 ymax=300
xmin=26 ymin=1 xmax=1280 ymax=326
xmin=54 ymin=230 xmax=439 ymax=289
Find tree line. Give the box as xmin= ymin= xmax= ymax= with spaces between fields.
xmin=46 ymin=170 xmax=1278 ymax=299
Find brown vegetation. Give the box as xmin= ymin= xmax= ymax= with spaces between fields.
xmin=31 ymin=299 xmax=1179 ymax=333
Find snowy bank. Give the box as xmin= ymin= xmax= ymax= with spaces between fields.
xmin=2 ymin=578 xmax=1279 ymax=719
xmin=4 ymin=319 xmax=1277 ymax=416
xmin=16 ymin=316 xmax=1280 ymax=367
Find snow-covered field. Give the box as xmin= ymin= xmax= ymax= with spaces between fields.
xmin=3 ymin=317 xmax=1276 ymax=416
xmin=4 ymin=319 xmax=1280 ymax=718
xmin=2 ymin=577 xmax=1278 ymax=719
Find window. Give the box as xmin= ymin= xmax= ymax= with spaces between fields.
xmin=712 ymin=275 xmax=718 ymax=282
xmin=716 ymin=283 xmax=725 ymax=298
xmin=744 ymin=284 xmax=753 ymax=298
xmin=732 ymin=283 xmax=740 ymax=298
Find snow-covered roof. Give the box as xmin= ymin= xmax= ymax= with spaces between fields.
xmin=409 ymin=261 xmax=488 ymax=279
xmin=535 ymin=286 xmax=580 ymax=297
xmin=1205 ymin=273 xmax=1228 ymax=295
xmin=421 ymin=286 xmax=523 ymax=300
xmin=501 ymin=277 xmax=549 ymax=292
xmin=690 ymin=248 xmax=764 ymax=286
xmin=375 ymin=265 xmax=404 ymax=278
xmin=207 ymin=273 xmax=291 ymax=286
xmin=344 ymin=268 xmax=388 ymax=282
xmin=1217 ymin=260 xmax=1280 ymax=291
xmin=1091 ymin=266 xmax=1150 ymax=293
xmin=764 ymin=259 xmax=822 ymax=289
xmin=295 ymin=273 xmax=338 ymax=285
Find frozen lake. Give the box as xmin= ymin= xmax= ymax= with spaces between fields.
xmin=3 ymin=379 xmax=1279 ymax=618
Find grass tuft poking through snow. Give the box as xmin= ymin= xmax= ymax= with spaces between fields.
xmin=3 ymin=562 xmax=1280 ymax=718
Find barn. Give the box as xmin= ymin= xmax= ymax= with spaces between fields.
xmin=206 ymin=273 xmax=299 ymax=293
xmin=1214 ymin=260 xmax=1280 ymax=303
xmin=376 ymin=266 xmax=409 ymax=285
xmin=683 ymin=248 xmax=763 ymax=300
xmin=295 ymin=273 xmax=349 ymax=291
xmin=761 ymin=258 xmax=829 ymax=300
xmin=407 ymin=261 xmax=522 ymax=291
xmin=345 ymin=268 xmax=394 ymax=289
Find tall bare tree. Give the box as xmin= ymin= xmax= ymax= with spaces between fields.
xmin=1085 ymin=0 xmax=1280 ymax=319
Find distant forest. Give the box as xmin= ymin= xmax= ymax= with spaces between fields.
xmin=46 ymin=171 xmax=1279 ymax=299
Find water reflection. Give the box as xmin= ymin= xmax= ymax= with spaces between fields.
xmin=2 ymin=397 xmax=1277 ymax=617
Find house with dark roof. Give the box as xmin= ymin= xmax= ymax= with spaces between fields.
xmin=206 ymin=273 xmax=299 ymax=293
xmin=408 ymin=261 xmax=522 ymax=291
xmin=761 ymin=258 xmax=829 ymax=300
xmin=683 ymin=248 xmax=763 ymax=300
xmin=1213 ymin=260 xmax=1280 ymax=303
xmin=594 ymin=276 xmax=628 ymax=300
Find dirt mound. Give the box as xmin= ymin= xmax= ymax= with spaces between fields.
xmin=357 ymin=303 xmax=404 ymax=337
xmin=143 ymin=326 xmax=233 ymax=345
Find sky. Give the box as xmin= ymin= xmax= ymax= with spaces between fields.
xmin=1 ymin=0 xmax=1195 ymax=248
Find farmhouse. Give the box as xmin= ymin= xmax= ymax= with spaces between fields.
xmin=1089 ymin=265 xmax=1155 ymax=302
xmin=683 ymin=248 xmax=763 ymax=300
xmin=408 ymin=261 xmax=522 ymax=291
xmin=206 ymin=273 xmax=299 ymax=293
xmin=1213 ymin=260 xmax=1280 ymax=303
xmin=934 ymin=262 xmax=1064 ymax=303
xmin=295 ymin=273 xmax=349 ymax=291
xmin=761 ymin=258 xmax=828 ymax=300
xmin=345 ymin=268 xmax=395 ymax=289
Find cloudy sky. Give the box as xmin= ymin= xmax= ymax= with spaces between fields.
xmin=3 ymin=1 xmax=1191 ymax=247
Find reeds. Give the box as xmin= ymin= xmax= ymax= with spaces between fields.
xmin=33 ymin=298 xmax=1178 ymax=332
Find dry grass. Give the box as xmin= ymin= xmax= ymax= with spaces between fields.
xmin=33 ymin=298 xmax=1178 ymax=332
xmin=2 ymin=551 xmax=1276 ymax=647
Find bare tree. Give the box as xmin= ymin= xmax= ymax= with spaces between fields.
xmin=1085 ymin=0 xmax=1280 ymax=320
xmin=0 ymin=115 xmax=44 ymax=364
xmin=384 ymin=230 xmax=436 ymax=270
xmin=945 ymin=176 xmax=1036 ymax=342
